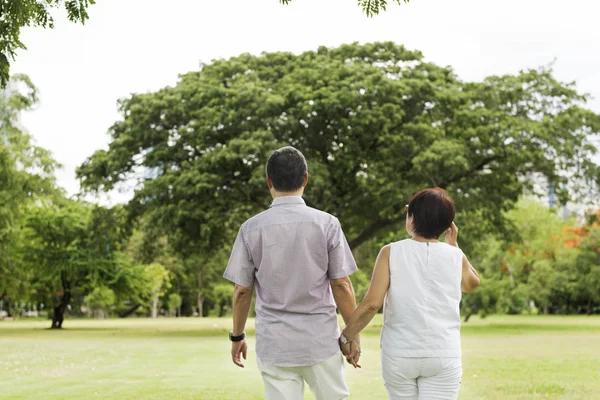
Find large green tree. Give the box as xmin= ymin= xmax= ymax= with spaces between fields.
xmin=0 ymin=74 xmax=58 ymax=313
xmin=77 ymin=42 xmax=600 ymax=313
xmin=0 ymin=1 xmax=95 ymax=87
xmin=24 ymin=200 xmax=136 ymax=328
xmin=573 ymin=218 xmax=600 ymax=314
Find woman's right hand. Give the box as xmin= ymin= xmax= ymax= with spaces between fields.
xmin=445 ymin=222 xmax=459 ymax=247
xmin=340 ymin=337 xmax=361 ymax=368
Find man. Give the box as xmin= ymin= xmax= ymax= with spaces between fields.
xmin=223 ymin=146 xmax=360 ymax=400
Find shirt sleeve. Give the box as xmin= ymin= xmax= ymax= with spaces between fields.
xmin=327 ymin=218 xmax=358 ymax=279
xmin=223 ymin=227 xmax=255 ymax=287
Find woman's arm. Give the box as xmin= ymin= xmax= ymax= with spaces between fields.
xmin=341 ymin=245 xmax=391 ymax=342
xmin=461 ymin=255 xmax=480 ymax=293
xmin=445 ymin=222 xmax=480 ymax=293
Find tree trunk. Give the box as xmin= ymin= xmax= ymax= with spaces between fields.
xmin=151 ymin=296 xmax=159 ymax=319
xmin=197 ymin=294 xmax=204 ymax=318
xmin=5 ymin=298 xmax=13 ymax=318
xmin=51 ymin=291 xmax=71 ymax=329
xmin=587 ymin=300 xmax=594 ymax=315
xmin=197 ymin=271 xmax=204 ymax=318
xmin=463 ymin=313 xmax=472 ymax=323
xmin=119 ymin=304 xmax=141 ymax=318
xmin=543 ymin=305 xmax=549 ymax=315
xmin=0 ymin=291 xmax=5 ymax=317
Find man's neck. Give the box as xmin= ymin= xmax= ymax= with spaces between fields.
xmin=271 ymin=190 xmax=304 ymax=198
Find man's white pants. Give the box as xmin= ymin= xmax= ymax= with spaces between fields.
xmin=257 ymin=351 xmax=349 ymax=400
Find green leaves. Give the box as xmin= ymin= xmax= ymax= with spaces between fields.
xmin=357 ymin=0 xmax=410 ymax=17
xmin=75 ymin=42 xmax=600 ymax=317
xmin=64 ymin=0 xmax=95 ymax=23
xmin=0 ymin=74 xmax=60 ymax=303
xmin=279 ymin=0 xmax=410 ymax=17
xmin=462 ymin=200 xmax=599 ymax=318
xmin=21 ymin=198 xmax=144 ymax=325
xmin=0 ymin=0 xmax=96 ymax=87
xmin=78 ymin=42 xmax=600 ymax=259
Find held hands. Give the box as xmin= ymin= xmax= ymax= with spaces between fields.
xmin=340 ymin=335 xmax=361 ymax=368
xmin=445 ymin=222 xmax=459 ymax=247
xmin=231 ymin=339 xmax=248 ymax=368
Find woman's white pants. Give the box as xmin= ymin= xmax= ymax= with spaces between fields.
xmin=381 ymin=353 xmax=462 ymax=400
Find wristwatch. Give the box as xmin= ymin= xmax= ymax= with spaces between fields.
xmin=229 ymin=331 xmax=246 ymax=342
xmin=339 ymin=333 xmax=351 ymax=344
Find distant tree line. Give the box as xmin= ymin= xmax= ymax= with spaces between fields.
xmin=1 ymin=43 xmax=599 ymax=328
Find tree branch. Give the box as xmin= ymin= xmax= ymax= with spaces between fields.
xmin=348 ymin=155 xmax=502 ymax=249
xmin=348 ymin=217 xmax=395 ymax=250
xmin=439 ymin=155 xmax=502 ymax=189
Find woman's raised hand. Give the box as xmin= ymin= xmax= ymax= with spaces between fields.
xmin=445 ymin=222 xmax=459 ymax=247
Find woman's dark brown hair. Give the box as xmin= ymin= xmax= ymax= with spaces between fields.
xmin=407 ymin=188 xmax=455 ymax=239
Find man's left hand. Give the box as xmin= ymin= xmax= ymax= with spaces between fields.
xmin=231 ymin=339 xmax=248 ymax=368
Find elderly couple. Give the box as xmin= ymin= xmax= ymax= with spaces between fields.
xmin=224 ymin=146 xmax=480 ymax=400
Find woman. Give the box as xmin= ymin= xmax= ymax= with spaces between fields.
xmin=340 ymin=188 xmax=480 ymax=400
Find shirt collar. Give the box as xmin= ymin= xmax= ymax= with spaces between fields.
xmin=270 ymin=196 xmax=306 ymax=208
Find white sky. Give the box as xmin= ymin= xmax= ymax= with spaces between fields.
xmin=12 ymin=0 xmax=600 ymax=205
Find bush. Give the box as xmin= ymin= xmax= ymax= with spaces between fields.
xmin=84 ymin=286 xmax=116 ymax=318
xmin=211 ymin=284 xmax=235 ymax=317
xmin=167 ymin=293 xmax=182 ymax=316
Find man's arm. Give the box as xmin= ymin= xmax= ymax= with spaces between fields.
xmin=232 ymin=284 xmax=253 ymax=336
xmin=327 ymin=218 xmax=361 ymax=367
xmin=223 ymin=227 xmax=255 ymax=368
xmin=331 ymin=276 xmax=361 ymax=368
xmin=328 ymin=218 xmax=359 ymax=324
xmin=231 ymin=284 xmax=253 ymax=368
xmin=331 ymin=276 xmax=357 ymax=325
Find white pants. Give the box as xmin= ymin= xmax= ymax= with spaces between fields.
xmin=257 ymin=351 xmax=349 ymax=400
xmin=381 ymin=353 xmax=462 ymax=400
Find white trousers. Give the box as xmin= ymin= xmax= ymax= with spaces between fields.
xmin=257 ymin=351 xmax=349 ymax=400
xmin=381 ymin=353 xmax=462 ymax=400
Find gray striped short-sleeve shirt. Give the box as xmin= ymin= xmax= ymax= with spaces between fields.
xmin=224 ymin=196 xmax=358 ymax=366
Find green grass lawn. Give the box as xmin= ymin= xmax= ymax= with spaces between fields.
xmin=2 ymin=315 xmax=600 ymax=399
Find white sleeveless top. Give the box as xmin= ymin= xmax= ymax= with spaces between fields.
xmin=381 ymin=239 xmax=463 ymax=358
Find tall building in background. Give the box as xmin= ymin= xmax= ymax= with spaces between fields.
xmin=527 ymin=172 xmax=594 ymax=222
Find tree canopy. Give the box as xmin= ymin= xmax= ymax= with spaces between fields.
xmin=0 ymin=74 xmax=59 ymax=311
xmin=78 ymin=42 xmax=600 ymax=250
xmin=463 ymin=201 xmax=600 ymax=319
xmin=0 ymin=0 xmax=95 ymax=87
xmin=77 ymin=42 xmax=600 ymax=314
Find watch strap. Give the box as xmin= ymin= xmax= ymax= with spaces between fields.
xmin=229 ymin=331 xmax=246 ymax=342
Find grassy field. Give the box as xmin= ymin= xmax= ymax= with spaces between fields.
xmin=1 ymin=315 xmax=600 ymax=399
